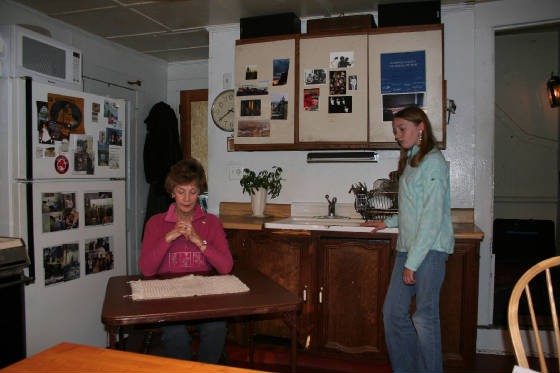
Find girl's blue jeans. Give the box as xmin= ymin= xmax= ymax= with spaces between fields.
xmin=383 ymin=250 xmax=448 ymax=373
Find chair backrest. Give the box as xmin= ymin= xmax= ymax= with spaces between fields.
xmin=508 ymin=256 xmax=560 ymax=373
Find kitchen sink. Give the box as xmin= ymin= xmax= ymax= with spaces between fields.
xmin=265 ymin=216 xmax=399 ymax=233
xmin=310 ymin=215 xmax=351 ymax=219
xmin=288 ymin=216 xmax=363 ymax=226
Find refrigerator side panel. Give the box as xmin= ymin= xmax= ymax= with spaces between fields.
xmin=0 ymin=78 xmax=27 ymax=235
xmin=29 ymin=80 xmax=126 ymax=180
xmin=0 ymin=77 xmax=13 ymax=235
xmin=24 ymin=180 xmax=126 ymax=355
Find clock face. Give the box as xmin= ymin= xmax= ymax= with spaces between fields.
xmin=211 ymin=89 xmax=235 ymax=132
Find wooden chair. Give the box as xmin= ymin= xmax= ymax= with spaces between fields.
xmin=507 ymin=256 xmax=560 ymax=373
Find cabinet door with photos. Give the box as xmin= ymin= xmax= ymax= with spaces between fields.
xmin=368 ymin=25 xmax=445 ymax=148
xmin=299 ymin=33 xmax=369 ymax=146
xmin=234 ymin=36 xmax=298 ymax=149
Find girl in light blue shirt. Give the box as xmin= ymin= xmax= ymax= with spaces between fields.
xmin=363 ymin=106 xmax=454 ymax=373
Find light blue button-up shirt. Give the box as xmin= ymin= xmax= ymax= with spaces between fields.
xmin=384 ymin=145 xmax=454 ymax=271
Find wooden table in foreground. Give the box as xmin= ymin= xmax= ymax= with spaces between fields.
xmin=0 ymin=342 xmax=270 ymax=373
xmin=101 ymin=267 xmax=301 ymax=372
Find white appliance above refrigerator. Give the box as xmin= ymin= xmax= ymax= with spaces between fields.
xmin=0 ymin=24 xmax=83 ymax=91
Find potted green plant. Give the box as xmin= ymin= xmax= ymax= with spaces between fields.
xmin=240 ymin=166 xmax=283 ymax=217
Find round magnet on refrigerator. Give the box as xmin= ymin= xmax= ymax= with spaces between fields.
xmin=54 ymin=154 xmax=69 ymax=174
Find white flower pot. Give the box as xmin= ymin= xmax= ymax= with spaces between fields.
xmin=251 ymin=188 xmax=267 ymax=217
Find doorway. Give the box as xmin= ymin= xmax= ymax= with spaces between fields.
xmin=180 ymin=89 xmax=208 ymax=171
xmin=492 ymin=25 xmax=560 ymax=326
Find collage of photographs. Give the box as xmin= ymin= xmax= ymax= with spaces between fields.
xmin=234 ymin=31 xmax=437 ymax=145
xmin=32 ymin=88 xmax=124 ymax=287
xmin=41 ymin=191 xmax=115 ymax=286
xmin=303 ymin=51 xmax=358 ymax=115
xmin=37 ymin=93 xmax=123 ymax=175
xmin=43 ymin=235 xmax=115 ymax=286
xmin=236 ymin=57 xmax=290 ymax=138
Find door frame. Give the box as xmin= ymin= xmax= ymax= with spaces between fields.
xmin=179 ymin=89 xmax=208 ymax=158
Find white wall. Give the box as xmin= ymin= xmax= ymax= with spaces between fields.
xmin=167 ymin=59 xmax=209 ymax=114
xmin=0 ymin=0 xmax=168 ymax=356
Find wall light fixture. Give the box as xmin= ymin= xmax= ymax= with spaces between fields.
xmin=546 ymin=73 xmax=560 ymax=108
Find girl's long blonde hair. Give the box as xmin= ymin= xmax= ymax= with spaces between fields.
xmin=394 ymin=106 xmax=436 ymax=176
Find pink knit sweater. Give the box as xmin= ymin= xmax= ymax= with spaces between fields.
xmin=139 ymin=203 xmax=233 ymax=277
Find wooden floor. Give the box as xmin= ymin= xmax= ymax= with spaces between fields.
xmin=229 ymin=348 xmax=557 ymax=373
xmin=122 ymin=328 xmax=557 ymax=373
xmin=224 ymin=343 xmax=530 ymax=373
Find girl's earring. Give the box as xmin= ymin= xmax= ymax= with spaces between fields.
xmin=417 ymin=130 xmax=423 ymax=145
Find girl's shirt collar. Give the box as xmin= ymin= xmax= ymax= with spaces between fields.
xmin=407 ymin=144 xmax=420 ymax=158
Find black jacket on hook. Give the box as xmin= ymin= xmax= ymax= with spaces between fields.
xmin=143 ymin=102 xmax=182 ymax=235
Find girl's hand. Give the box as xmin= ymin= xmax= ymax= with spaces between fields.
xmin=360 ymin=220 xmax=387 ymax=232
xmin=403 ymin=268 xmax=416 ymax=285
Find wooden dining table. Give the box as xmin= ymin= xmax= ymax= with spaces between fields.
xmin=101 ymin=266 xmax=301 ymax=372
xmin=0 ymin=342 xmax=270 ymax=372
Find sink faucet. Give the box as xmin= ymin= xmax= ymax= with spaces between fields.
xmin=325 ymin=194 xmax=337 ymax=217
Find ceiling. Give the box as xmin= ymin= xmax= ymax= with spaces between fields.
xmin=11 ymin=0 xmax=477 ymax=63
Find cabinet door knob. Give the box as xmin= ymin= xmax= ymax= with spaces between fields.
xmin=319 ymin=286 xmax=323 ymax=304
xmin=303 ymin=285 xmax=308 ymax=302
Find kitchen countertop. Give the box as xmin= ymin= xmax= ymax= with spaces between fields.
xmin=220 ymin=213 xmax=281 ymax=231
xmin=219 ymin=202 xmax=484 ymax=241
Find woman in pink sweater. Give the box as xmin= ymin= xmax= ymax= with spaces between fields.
xmin=139 ymin=158 xmax=233 ymax=364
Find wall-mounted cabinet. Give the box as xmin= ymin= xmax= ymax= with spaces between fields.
xmin=234 ymin=36 xmax=298 ymax=150
xmin=298 ymin=33 xmax=369 ymax=146
xmin=368 ymin=25 xmax=445 ymax=148
xmin=232 ymin=24 xmax=445 ymax=151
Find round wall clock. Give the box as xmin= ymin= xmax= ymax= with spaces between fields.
xmin=211 ymin=89 xmax=235 ymax=132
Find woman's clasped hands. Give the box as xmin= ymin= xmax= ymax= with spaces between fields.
xmin=165 ymin=218 xmax=202 ymax=248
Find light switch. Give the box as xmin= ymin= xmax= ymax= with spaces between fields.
xmin=223 ymin=73 xmax=232 ymax=89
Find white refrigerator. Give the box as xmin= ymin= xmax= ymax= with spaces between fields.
xmin=0 ymin=77 xmax=127 ymax=355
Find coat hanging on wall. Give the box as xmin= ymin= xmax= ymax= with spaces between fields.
xmin=143 ymin=102 xmax=183 ymax=235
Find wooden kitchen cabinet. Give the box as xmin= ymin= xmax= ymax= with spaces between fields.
xmin=226 ymin=229 xmax=312 ymax=341
xmin=225 ymin=228 xmax=480 ymax=370
xmin=315 ymin=236 xmax=394 ymax=358
xmin=439 ymin=238 xmax=480 ymax=370
xmin=227 ymin=228 xmax=397 ymax=358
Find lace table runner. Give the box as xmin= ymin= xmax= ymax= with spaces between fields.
xmin=129 ymin=274 xmax=250 ymax=301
